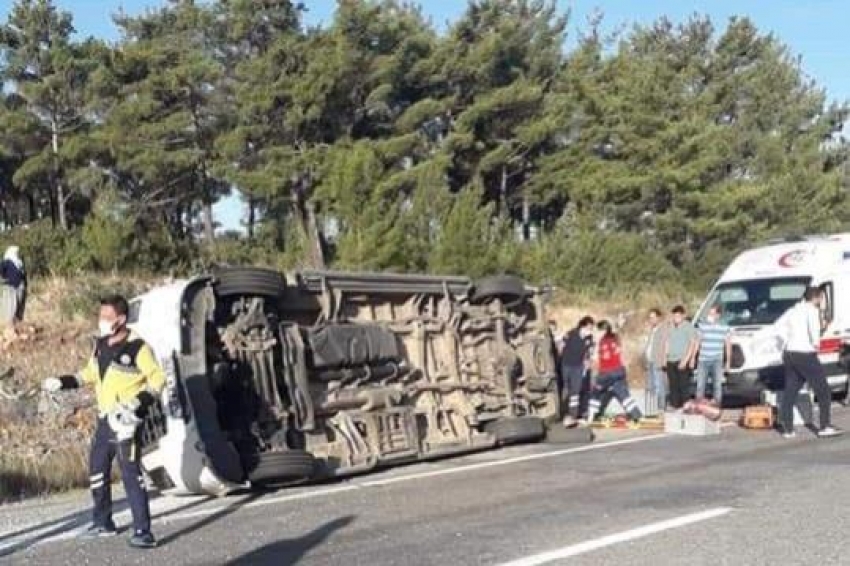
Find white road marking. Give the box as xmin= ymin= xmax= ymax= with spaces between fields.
xmin=359 ymin=433 xmax=670 ymax=487
xmin=0 ymin=495 xmax=211 ymax=551
xmin=161 ymin=485 xmax=361 ymax=523
xmin=160 ymin=433 xmax=673 ymax=522
xmin=0 ymin=431 xmax=676 ymax=550
xmin=149 ymin=433 xmax=673 ymax=523
xmin=496 ymin=507 xmax=732 ymax=566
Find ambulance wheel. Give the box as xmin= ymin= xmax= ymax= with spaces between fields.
xmin=484 ymin=416 xmax=545 ymax=445
xmin=469 ymin=276 xmax=528 ymax=306
xmin=213 ymin=267 xmax=286 ymax=299
xmin=246 ymin=450 xmax=316 ymax=487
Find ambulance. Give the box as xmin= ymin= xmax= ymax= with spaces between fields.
xmin=695 ymin=234 xmax=850 ymax=402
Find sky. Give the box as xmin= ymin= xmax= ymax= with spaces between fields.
xmin=31 ymin=0 xmax=850 ymax=231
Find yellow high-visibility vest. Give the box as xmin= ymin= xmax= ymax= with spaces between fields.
xmin=79 ymin=334 xmax=165 ymax=413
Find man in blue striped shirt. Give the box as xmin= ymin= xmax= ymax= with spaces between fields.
xmin=695 ymin=305 xmax=732 ymax=405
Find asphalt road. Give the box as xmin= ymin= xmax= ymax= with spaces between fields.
xmin=3 ymin=409 xmax=850 ymax=566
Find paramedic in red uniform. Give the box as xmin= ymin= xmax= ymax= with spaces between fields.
xmin=588 ymin=320 xmax=642 ymax=423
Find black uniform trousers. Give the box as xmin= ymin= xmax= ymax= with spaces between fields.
xmin=666 ymin=362 xmax=692 ymax=409
xmin=89 ymin=417 xmax=151 ymax=533
xmin=781 ymin=351 xmax=832 ymax=432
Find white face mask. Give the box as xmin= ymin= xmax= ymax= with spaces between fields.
xmin=98 ymin=319 xmax=116 ymax=338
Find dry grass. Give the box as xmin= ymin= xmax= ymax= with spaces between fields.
xmin=0 ymin=423 xmax=91 ymax=503
xmin=0 ymin=324 xmax=95 ymax=501
xmin=0 ymin=276 xmax=157 ymax=502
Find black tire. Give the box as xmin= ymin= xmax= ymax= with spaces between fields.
xmin=484 ymin=416 xmax=545 ymax=445
xmin=246 ymin=450 xmax=316 ymax=486
xmin=469 ymin=275 xmax=528 ymax=306
xmin=544 ymin=425 xmax=594 ymax=445
xmin=213 ymin=267 xmax=286 ymax=298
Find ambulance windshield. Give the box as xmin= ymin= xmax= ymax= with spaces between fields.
xmin=700 ymin=277 xmax=810 ymax=327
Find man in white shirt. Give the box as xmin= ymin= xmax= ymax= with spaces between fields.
xmin=777 ymin=287 xmax=841 ymax=438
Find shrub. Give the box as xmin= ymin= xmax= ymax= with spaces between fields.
xmin=199 ymin=224 xmax=309 ymax=273
xmin=518 ymin=229 xmax=683 ymax=297
xmin=0 ymin=220 xmax=91 ymax=276
xmin=81 ymin=212 xmax=134 ymax=271
xmin=429 ymin=187 xmax=512 ymax=279
xmin=58 ymin=276 xmax=154 ymax=321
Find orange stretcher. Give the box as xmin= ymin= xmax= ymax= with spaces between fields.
xmin=589 ymin=415 xmax=666 ymax=430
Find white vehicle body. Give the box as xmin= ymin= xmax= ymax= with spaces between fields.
xmin=696 ymin=234 xmax=850 ymax=400
xmin=128 ymin=278 xmax=240 ymax=495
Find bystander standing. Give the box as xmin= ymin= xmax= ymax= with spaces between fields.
xmin=0 ymin=246 xmax=26 ymax=325
xmin=661 ymin=305 xmax=698 ymax=410
xmin=775 ymin=287 xmax=842 ymax=438
xmin=695 ymin=305 xmax=732 ymax=407
xmin=643 ymin=308 xmax=667 ymax=414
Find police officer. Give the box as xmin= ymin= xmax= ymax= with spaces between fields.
xmin=42 ymin=294 xmax=165 ymax=549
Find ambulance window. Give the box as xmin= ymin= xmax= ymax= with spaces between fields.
xmin=719 ymin=288 xmax=748 ymax=302
xmin=702 ymin=277 xmax=809 ymax=326
xmin=127 ymin=300 xmax=141 ymax=324
xmin=819 ymin=283 xmax=834 ymax=324
xmin=770 ymin=283 xmax=806 ymax=301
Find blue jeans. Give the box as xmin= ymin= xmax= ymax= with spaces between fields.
xmin=646 ymin=364 xmax=666 ymax=411
xmin=696 ymin=358 xmax=724 ymax=404
xmin=561 ymin=365 xmax=585 ymax=418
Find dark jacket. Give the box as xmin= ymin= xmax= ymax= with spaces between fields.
xmin=0 ymin=260 xmax=24 ymax=288
xmin=560 ymin=328 xmax=592 ymax=368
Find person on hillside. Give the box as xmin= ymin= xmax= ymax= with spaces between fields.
xmin=0 ymin=246 xmax=26 ymax=323
xmin=41 ymin=295 xmax=165 ymax=549
xmin=643 ymin=308 xmax=667 ymax=415
xmin=661 ymin=305 xmax=698 ymax=410
xmin=695 ymin=304 xmax=732 ymax=407
xmin=587 ymin=320 xmax=642 ymax=423
xmin=775 ymin=287 xmax=842 ymax=439
xmin=559 ymin=315 xmax=595 ymax=428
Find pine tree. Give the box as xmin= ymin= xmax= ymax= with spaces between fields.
xmin=213 ymin=0 xmax=304 ymax=243
xmin=0 ymin=0 xmax=101 ymax=229
xmin=95 ymin=1 xmax=228 ymax=244
xmin=429 ymin=183 xmax=506 ymax=278
xmin=417 ymin=0 xmax=567 ymax=236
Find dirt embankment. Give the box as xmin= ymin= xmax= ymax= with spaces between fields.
xmin=0 ymin=277 xmax=157 ymax=502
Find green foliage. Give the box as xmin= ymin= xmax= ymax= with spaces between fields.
xmin=58 ymin=276 xmax=152 ymax=321
xmin=199 ymin=222 xmax=309 ymax=273
xmin=0 ymin=1 xmax=848 ymax=295
xmin=429 ymin=185 xmax=511 ymax=278
xmin=81 ymin=212 xmax=133 ymax=271
xmin=0 ymin=220 xmax=89 ymax=276
xmin=529 ymin=230 xmax=680 ymax=294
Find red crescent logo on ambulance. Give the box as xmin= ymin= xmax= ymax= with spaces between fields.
xmin=778 ymin=250 xmax=806 ymax=267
